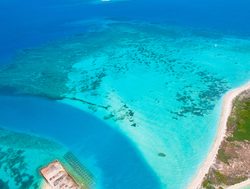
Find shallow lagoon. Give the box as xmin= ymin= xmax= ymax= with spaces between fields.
xmin=0 ymin=95 xmax=161 ymax=189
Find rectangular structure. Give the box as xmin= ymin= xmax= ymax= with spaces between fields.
xmin=40 ymin=160 xmax=80 ymax=189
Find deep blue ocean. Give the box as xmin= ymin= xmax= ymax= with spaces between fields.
xmin=1 ymin=0 xmax=250 ymax=62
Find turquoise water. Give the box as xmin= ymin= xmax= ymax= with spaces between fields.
xmin=0 ymin=21 xmax=250 ymax=188
xmin=241 ymin=186 xmax=250 ymax=189
xmin=0 ymin=95 xmax=161 ymax=189
xmin=0 ymin=0 xmax=250 ymax=189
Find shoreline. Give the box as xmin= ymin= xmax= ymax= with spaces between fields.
xmin=227 ymin=179 xmax=250 ymax=189
xmin=188 ymin=81 xmax=250 ymax=189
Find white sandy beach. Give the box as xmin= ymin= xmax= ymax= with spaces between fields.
xmin=227 ymin=179 xmax=250 ymax=189
xmin=188 ymin=82 xmax=250 ymax=189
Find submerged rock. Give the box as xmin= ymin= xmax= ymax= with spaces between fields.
xmin=158 ymin=153 xmax=166 ymax=157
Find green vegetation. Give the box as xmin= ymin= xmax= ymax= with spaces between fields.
xmin=228 ymin=96 xmax=250 ymax=141
xmin=214 ymin=171 xmax=227 ymax=184
xmin=202 ymin=179 xmax=215 ymax=189
xmin=203 ymin=91 xmax=250 ymax=188
xmin=203 ymin=169 xmax=247 ymax=189
xmin=217 ymin=149 xmax=231 ymax=165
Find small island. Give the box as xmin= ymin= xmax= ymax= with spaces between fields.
xmin=189 ymin=82 xmax=250 ymax=189
xmin=202 ymin=88 xmax=250 ymax=189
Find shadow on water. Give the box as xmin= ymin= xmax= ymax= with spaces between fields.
xmin=0 ymin=95 xmax=161 ymax=189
